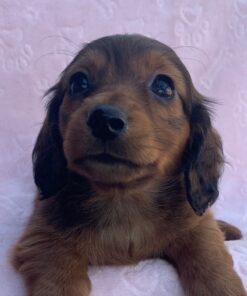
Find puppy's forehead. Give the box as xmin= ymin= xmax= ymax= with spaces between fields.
xmin=71 ymin=35 xmax=186 ymax=77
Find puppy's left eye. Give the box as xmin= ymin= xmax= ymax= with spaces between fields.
xmin=69 ymin=72 xmax=90 ymax=97
xmin=151 ymin=74 xmax=175 ymax=99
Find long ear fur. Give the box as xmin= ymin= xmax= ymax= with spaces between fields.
xmin=184 ymin=93 xmax=224 ymax=215
xmin=32 ymin=86 xmax=67 ymax=199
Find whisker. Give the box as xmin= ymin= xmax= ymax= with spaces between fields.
xmin=172 ymin=45 xmax=210 ymax=62
xmin=178 ymin=57 xmax=207 ymax=71
xmin=34 ymin=51 xmax=74 ymax=65
xmin=39 ymin=35 xmax=81 ymax=50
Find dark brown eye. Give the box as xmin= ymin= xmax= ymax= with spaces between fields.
xmin=69 ymin=72 xmax=90 ymax=97
xmin=151 ymin=74 xmax=175 ymax=100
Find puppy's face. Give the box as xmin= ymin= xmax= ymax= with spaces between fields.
xmin=59 ymin=36 xmax=190 ymax=185
xmin=34 ymin=35 xmax=223 ymax=215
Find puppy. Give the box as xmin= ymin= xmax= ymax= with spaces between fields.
xmin=12 ymin=34 xmax=246 ymax=296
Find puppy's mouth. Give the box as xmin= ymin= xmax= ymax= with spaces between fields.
xmin=72 ymin=152 xmax=157 ymax=185
xmin=75 ymin=153 xmax=140 ymax=168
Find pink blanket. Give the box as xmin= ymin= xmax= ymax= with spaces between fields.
xmin=0 ymin=0 xmax=246 ymax=295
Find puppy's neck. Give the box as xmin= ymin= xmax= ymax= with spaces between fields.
xmin=91 ymin=174 xmax=158 ymax=196
xmin=68 ymin=170 xmax=183 ymax=204
xmin=42 ymin=171 xmax=185 ymax=231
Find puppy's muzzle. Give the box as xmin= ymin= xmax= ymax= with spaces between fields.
xmin=87 ymin=104 xmax=127 ymax=141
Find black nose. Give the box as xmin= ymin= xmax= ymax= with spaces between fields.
xmin=87 ymin=105 xmax=127 ymax=141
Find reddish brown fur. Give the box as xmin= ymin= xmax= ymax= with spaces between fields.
xmin=11 ymin=35 xmax=246 ymax=296
xmin=217 ymin=220 xmax=243 ymax=241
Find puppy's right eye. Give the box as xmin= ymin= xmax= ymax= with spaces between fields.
xmin=69 ymin=72 xmax=90 ymax=97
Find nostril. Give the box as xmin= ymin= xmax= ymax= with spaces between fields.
xmin=87 ymin=104 xmax=127 ymax=140
xmin=108 ymin=117 xmax=125 ymax=132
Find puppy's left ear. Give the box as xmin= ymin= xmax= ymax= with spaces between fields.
xmin=184 ymin=93 xmax=224 ymax=215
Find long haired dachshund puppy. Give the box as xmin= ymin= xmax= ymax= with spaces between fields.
xmin=12 ymin=35 xmax=246 ymax=296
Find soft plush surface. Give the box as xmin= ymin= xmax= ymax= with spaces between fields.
xmin=0 ymin=0 xmax=247 ymax=295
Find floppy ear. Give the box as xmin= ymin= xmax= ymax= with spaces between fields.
xmin=32 ymin=86 xmax=67 ymax=199
xmin=184 ymin=95 xmax=224 ymax=215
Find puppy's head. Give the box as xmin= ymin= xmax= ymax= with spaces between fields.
xmin=33 ymin=34 xmax=223 ymax=215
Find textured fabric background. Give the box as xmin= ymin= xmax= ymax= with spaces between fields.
xmin=0 ymin=1 xmax=247 ymax=295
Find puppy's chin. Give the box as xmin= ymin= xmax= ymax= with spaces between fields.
xmin=68 ymin=154 xmax=155 ymax=185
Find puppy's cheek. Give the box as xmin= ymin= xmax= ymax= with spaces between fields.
xmin=156 ymin=123 xmax=189 ymax=173
xmin=61 ymin=109 xmax=89 ymax=164
xmin=124 ymin=110 xmax=159 ymax=165
xmin=148 ymin=98 xmax=190 ymax=173
xmin=59 ymin=95 xmax=84 ymax=134
xmin=63 ymin=128 xmax=90 ymax=168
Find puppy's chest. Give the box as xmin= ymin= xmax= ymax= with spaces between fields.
xmin=84 ymin=197 xmax=166 ymax=264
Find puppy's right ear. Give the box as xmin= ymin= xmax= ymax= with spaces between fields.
xmin=32 ymin=85 xmax=67 ymax=199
